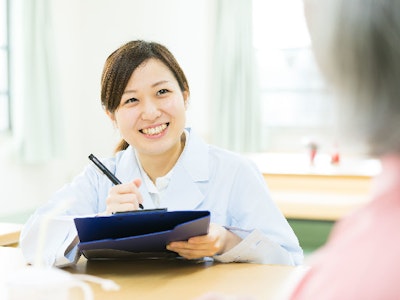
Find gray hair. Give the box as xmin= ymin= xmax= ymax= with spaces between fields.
xmin=304 ymin=0 xmax=400 ymax=156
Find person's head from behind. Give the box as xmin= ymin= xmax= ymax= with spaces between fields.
xmin=101 ymin=40 xmax=190 ymax=155
xmin=304 ymin=0 xmax=400 ymax=157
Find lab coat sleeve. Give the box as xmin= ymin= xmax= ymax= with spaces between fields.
xmin=212 ymin=157 xmax=303 ymax=265
xmin=19 ymin=163 xmax=107 ymax=267
xmin=213 ymin=229 xmax=295 ymax=265
xmin=19 ymin=215 xmax=80 ymax=267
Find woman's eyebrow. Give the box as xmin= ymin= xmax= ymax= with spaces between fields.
xmin=123 ymin=89 xmax=136 ymax=95
xmin=151 ymin=80 xmax=170 ymax=87
xmin=123 ymin=80 xmax=171 ymax=95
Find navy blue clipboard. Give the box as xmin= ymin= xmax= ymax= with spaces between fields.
xmin=74 ymin=210 xmax=210 ymax=260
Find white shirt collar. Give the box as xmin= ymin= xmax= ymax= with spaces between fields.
xmin=133 ymin=129 xmax=189 ymax=206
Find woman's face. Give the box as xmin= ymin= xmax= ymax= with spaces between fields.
xmin=108 ymin=58 xmax=188 ymax=159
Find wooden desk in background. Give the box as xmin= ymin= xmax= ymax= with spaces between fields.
xmin=264 ymin=173 xmax=373 ymax=221
xmin=245 ymin=153 xmax=380 ymax=252
xmin=0 ymin=247 xmax=307 ymax=300
xmin=247 ymin=153 xmax=379 ymax=221
xmin=0 ymin=223 xmax=23 ymax=246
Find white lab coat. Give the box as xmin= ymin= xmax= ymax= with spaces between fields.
xmin=20 ymin=128 xmax=303 ymax=267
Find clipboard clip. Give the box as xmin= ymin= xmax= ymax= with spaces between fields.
xmin=112 ymin=208 xmax=167 ymax=215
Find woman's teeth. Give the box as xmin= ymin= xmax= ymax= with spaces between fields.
xmin=141 ymin=124 xmax=167 ymax=135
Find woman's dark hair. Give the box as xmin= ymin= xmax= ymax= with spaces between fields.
xmin=101 ymin=40 xmax=190 ymax=152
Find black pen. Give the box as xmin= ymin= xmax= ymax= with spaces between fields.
xmin=88 ymin=153 xmax=144 ymax=209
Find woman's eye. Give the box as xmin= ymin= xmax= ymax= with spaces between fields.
xmin=124 ymin=97 xmax=138 ymax=104
xmin=157 ymin=89 xmax=169 ymax=96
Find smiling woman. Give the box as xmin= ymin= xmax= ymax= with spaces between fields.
xmin=19 ymin=40 xmax=303 ymax=268
xmin=101 ymin=42 xmax=189 ymax=180
xmin=109 ymin=58 xmax=188 ymax=180
xmin=0 ymin=0 xmax=213 ymax=231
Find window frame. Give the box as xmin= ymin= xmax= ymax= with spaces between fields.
xmin=252 ymin=0 xmax=335 ymax=153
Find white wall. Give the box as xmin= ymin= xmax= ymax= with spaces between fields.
xmin=0 ymin=0 xmax=215 ymax=217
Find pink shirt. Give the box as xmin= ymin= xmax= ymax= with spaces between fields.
xmin=290 ymin=155 xmax=400 ymax=300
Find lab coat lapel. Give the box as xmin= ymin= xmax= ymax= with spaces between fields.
xmin=115 ymin=146 xmax=139 ymax=183
xmin=164 ymin=166 xmax=205 ymax=210
xmin=113 ymin=129 xmax=210 ymax=210
xmin=164 ymin=128 xmax=210 ymax=210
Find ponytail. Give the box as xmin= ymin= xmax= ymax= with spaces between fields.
xmin=114 ymin=139 xmax=129 ymax=154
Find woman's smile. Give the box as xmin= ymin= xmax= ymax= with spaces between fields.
xmin=140 ymin=123 xmax=169 ymax=137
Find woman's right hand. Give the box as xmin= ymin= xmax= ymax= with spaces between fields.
xmin=100 ymin=178 xmax=143 ymax=215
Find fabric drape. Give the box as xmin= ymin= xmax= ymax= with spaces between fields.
xmin=10 ymin=0 xmax=63 ymax=163
xmin=211 ymin=0 xmax=261 ymax=152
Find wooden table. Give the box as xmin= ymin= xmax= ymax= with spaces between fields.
xmin=0 ymin=247 xmax=307 ymax=300
xmin=247 ymin=153 xmax=379 ymax=221
xmin=0 ymin=223 xmax=23 ymax=246
xmin=264 ymin=173 xmax=372 ymax=221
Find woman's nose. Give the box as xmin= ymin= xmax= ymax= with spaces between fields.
xmin=141 ymin=100 xmax=161 ymax=120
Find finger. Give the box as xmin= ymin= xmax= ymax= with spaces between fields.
xmin=188 ymin=234 xmax=215 ymax=244
xmin=106 ymin=202 xmax=136 ymax=214
xmin=187 ymin=225 xmax=221 ymax=244
xmin=133 ymin=178 xmax=142 ymax=188
xmin=106 ymin=193 xmax=140 ymax=205
xmin=166 ymin=241 xmax=210 ymax=258
xmin=107 ymin=180 xmax=143 ymax=207
xmin=168 ymin=247 xmax=217 ymax=259
xmin=131 ymin=179 xmax=144 ymax=206
xmin=167 ymin=241 xmax=218 ymax=252
xmin=108 ymin=182 xmax=137 ymax=195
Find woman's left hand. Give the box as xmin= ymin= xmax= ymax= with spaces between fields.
xmin=166 ymin=223 xmax=241 ymax=259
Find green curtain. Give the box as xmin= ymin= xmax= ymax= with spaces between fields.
xmin=211 ymin=0 xmax=261 ymax=152
xmin=10 ymin=0 xmax=63 ymax=163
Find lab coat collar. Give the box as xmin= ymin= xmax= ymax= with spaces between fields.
xmin=164 ymin=128 xmax=209 ymax=210
xmin=179 ymin=127 xmax=209 ymax=182
xmin=114 ymin=128 xmax=210 ymax=210
xmin=116 ymin=128 xmax=209 ymax=183
xmin=115 ymin=147 xmax=141 ymax=183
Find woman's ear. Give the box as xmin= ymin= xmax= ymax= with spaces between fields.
xmin=106 ymin=110 xmax=115 ymax=121
xmin=183 ymin=91 xmax=189 ymax=109
xmin=106 ymin=110 xmax=118 ymax=127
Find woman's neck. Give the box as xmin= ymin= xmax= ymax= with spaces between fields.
xmin=138 ymin=133 xmax=186 ymax=183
